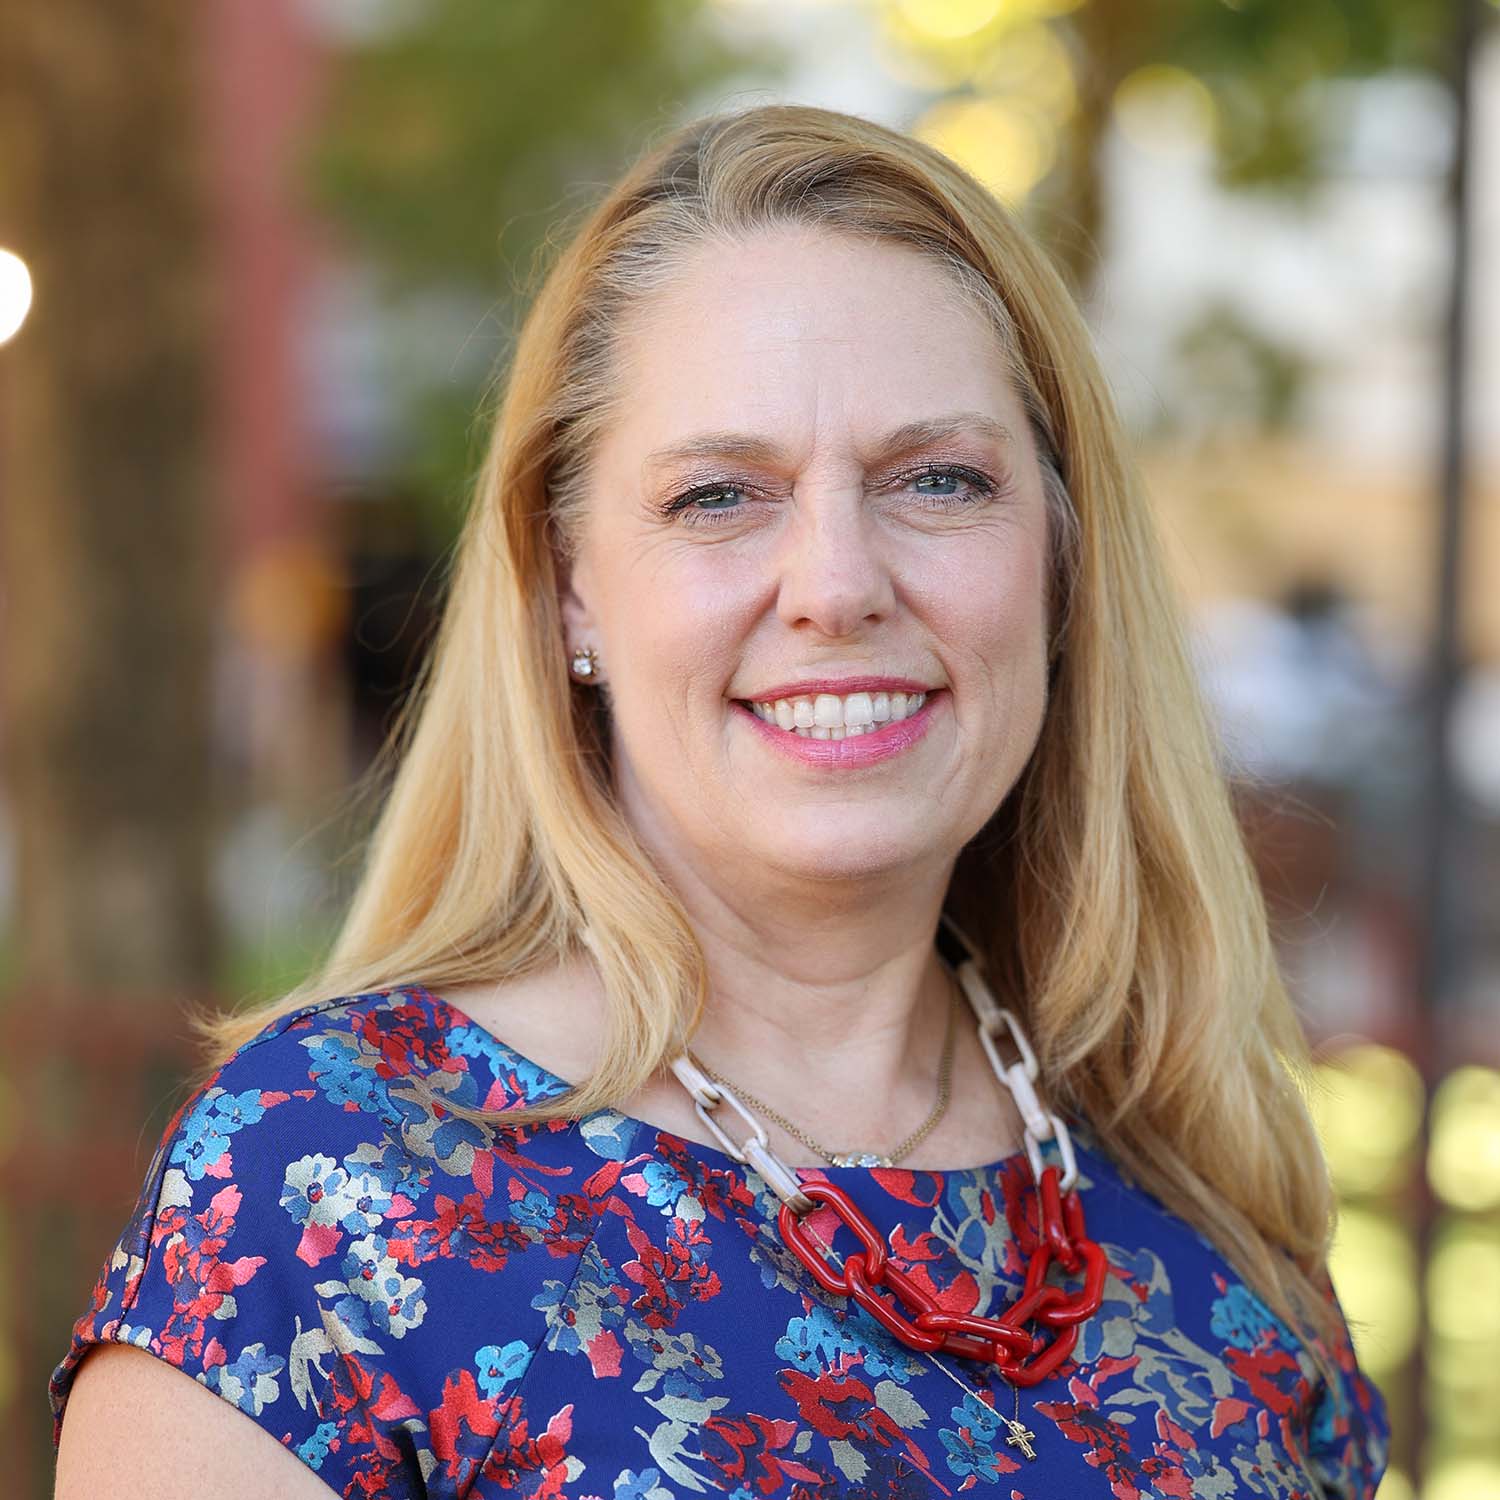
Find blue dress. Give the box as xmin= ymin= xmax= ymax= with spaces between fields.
xmin=50 ymin=986 xmax=1389 ymax=1498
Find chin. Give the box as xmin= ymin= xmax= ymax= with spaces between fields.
xmin=749 ymin=821 xmax=936 ymax=885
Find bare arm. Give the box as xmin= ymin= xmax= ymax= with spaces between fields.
xmin=54 ymin=1345 xmax=337 ymax=1500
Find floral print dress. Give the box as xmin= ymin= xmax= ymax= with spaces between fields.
xmin=51 ymin=986 xmax=1389 ymax=1498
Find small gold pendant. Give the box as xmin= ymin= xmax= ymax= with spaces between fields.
xmin=829 ymin=1151 xmax=893 ymax=1167
xmin=1002 ymin=1416 xmax=1038 ymax=1461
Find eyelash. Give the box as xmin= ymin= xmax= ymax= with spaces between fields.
xmin=660 ymin=464 xmax=1005 ymax=527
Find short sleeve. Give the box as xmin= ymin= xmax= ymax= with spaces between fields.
xmin=49 ymin=1012 xmax=435 ymax=1496
xmin=1302 ymin=1268 xmax=1392 ymax=1499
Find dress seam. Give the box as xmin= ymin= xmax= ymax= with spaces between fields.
xmin=490 ymin=1204 xmax=613 ymax=1462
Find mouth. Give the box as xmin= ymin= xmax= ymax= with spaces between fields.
xmin=733 ymin=687 xmax=933 ymax=740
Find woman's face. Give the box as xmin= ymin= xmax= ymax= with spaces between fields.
xmin=562 ymin=226 xmax=1053 ymax=892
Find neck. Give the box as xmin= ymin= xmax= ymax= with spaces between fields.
xmin=622 ymin=800 xmax=967 ymax=1157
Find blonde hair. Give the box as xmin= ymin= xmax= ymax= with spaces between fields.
xmin=197 ymin=103 xmax=1346 ymax=1377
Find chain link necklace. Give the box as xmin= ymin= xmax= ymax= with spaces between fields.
xmin=742 ymin=1195 xmax=1036 ymax=1458
xmin=690 ymin=967 xmax=960 ymax=1168
xmin=664 ymin=915 xmax=1108 ymax=1464
xmin=684 ymin=961 xmax=1036 ymax=1456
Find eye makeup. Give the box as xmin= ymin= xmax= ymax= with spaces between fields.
xmin=656 ymin=461 xmax=1010 ymax=528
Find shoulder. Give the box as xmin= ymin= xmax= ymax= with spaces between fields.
xmin=1296 ymin=1264 xmax=1391 ymax=1498
xmin=168 ymin=984 xmax=576 ymax=1180
xmin=1057 ymin=1116 xmax=1389 ymax=1497
xmin=48 ymin=986 xmax=593 ymax=1496
xmin=123 ymin=985 xmax=578 ymax=1240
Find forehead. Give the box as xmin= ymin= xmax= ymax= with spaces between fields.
xmin=602 ymin=227 xmax=1026 ymax=468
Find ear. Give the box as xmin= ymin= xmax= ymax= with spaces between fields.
xmin=557 ymin=546 xmax=600 ymax=659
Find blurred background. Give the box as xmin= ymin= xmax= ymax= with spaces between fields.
xmin=1 ymin=0 xmax=1496 ymax=1494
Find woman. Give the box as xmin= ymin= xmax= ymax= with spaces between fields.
xmin=51 ymin=104 xmax=1389 ymax=1497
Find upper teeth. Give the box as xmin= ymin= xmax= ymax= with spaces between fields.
xmin=745 ymin=690 xmax=928 ymax=739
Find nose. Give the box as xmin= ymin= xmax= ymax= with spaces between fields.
xmin=773 ymin=487 xmax=897 ymax=638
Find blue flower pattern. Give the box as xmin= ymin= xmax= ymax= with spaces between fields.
xmin=50 ymin=987 xmax=1390 ymax=1497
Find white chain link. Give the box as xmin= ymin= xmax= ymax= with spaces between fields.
xmin=669 ymin=1052 xmax=814 ymax=1211
xmin=667 ymin=938 xmax=1076 ymax=1205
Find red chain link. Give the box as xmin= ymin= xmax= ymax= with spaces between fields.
xmin=777 ymin=1163 xmax=1106 ymax=1386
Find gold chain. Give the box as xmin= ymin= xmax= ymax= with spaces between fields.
xmin=690 ymin=966 xmax=960 ymax=1167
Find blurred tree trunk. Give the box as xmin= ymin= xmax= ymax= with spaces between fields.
xmin=1039 ymin=0 xmax=1148 ymax=305
xmin=0 ymin=0 xmax=219 ymax=993
xmin=0 ymin=5 xmax=219 ymax=1491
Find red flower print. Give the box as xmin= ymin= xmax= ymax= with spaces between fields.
xmin=702 ymin=1411 xmax=825 ymax=1494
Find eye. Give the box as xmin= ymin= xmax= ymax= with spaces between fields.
xmin=902 ymin=464 xmax=1001 ymax=507
xmin=660 ymin=481 xmax=754 ymax=527
xmin=659 ymin=462 xmax=1005 ymax=528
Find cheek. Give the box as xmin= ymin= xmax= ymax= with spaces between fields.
xmin=612 ymin=555 xmax=758 ymax=683
xmin=928 ymin=531 xmax=1051 ymax=674
xmin=599 ymin=561 xmax=752 ymax=756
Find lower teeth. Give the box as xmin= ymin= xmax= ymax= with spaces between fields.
xmin=792 ymin=725 xmax=868 ymax=739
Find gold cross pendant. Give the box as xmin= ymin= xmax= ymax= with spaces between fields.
xmin=1002 ymin=1415 xmax=1037 ymax=1461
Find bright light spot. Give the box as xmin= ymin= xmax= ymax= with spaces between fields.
xmin=1426 ymin=1330 xmax=1500 ymax=1443
xmin=1428 ymin=1226 xmax=1500 ymax=1345
xmin=1312 ymin=1044 xmax=1423 ymax=1195
xmin=1422 ymin=1459 xmax=1500 ymax=1500
xmin=913 ymin=95 xmax=1056 ymax=204
xmin=1112 ymin=63 xmax=1218 ymax=157
xmin=1373 ymin=1469 xmax=1415 ymax=1500
xmin=1427 ymin=1223 xmax=1500 ymax=1446
xmin=1329 ymin=1206 xmax=1419 ymax=1371
xmin=973 ymin=21 xmax=1075 ymax=120
xmin=1429 ymin=1066 xmax=1500 ymax=1212
xmin=893 ymin=0 xmax=1005 ymax=41
xmin=876 ymin=0 xmax=1081 ymax=90
xmin=0 ymin=247 xmax=33 ymax=344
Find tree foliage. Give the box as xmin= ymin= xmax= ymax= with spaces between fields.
xmin=297 ymin=0 xmax=781 ymax=533
xmin=305 ymin=0 xmax=782 ymax=290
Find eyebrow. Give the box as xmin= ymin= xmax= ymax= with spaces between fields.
xmin=642 ymin=411 xmax=1016 ymax=475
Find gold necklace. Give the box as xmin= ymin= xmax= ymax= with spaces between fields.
xmin=666 ymin=925 xmax=1077 ymax=1465
xmin=693 ymin=965 xmax=1033 ymax=1458
xmin=690 ymin=967 xmax=959 ymax=1168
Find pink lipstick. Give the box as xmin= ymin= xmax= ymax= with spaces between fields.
xmin=731 ymin=690 xmax=942 ymax=769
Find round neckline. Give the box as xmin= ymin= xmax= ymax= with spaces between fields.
xmin=407 ymin=983 xmax=1087 ymax=1182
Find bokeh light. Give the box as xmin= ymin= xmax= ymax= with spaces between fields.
xmin=1113 ymin=63 xmax=1219 ymax=157
xmin=972 ymin=20 xmax=1076 ymax=121
xmin=1312 ymin=1043 xmax=1424 ymax=1196
xmin=0 ymin=247 xmax=33 ymax=344
xmin=1428 ymin=1066 xmax=1500 ymax=1212
xmin=1421 ymin=1459 xmax=1500 ymax=1500
xmin=877 ymin=0 xmax=1081 ymax=92
xmin=1374 ymin=1470 xmax=1416 ymax=1500
xmin=912 ymin=94 xmax=1058 ymax=203
xmin=892 ymin=0 xmax=1007 ymax=41
xmin=1329 ymin=1203 xmax=1420 ymax=1373
xmin=1428 ymin=1224 xmax=1500 ymax=1344
xmin=1426 ymin=1217 xmax=1500 ymax=1474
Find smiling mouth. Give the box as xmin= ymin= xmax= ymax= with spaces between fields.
xmin=734 ymin=688 xmax=931 ymax=740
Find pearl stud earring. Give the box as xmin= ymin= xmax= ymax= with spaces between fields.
xmin=569 ymin=645 xmax=600 ymax=680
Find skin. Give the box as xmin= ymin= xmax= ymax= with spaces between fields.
xmin=546 ymin=224 xmax=1054 ymax=1164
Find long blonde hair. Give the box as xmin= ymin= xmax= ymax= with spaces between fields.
xmin=198 ymin=103 xmax=1346 ymax=1374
